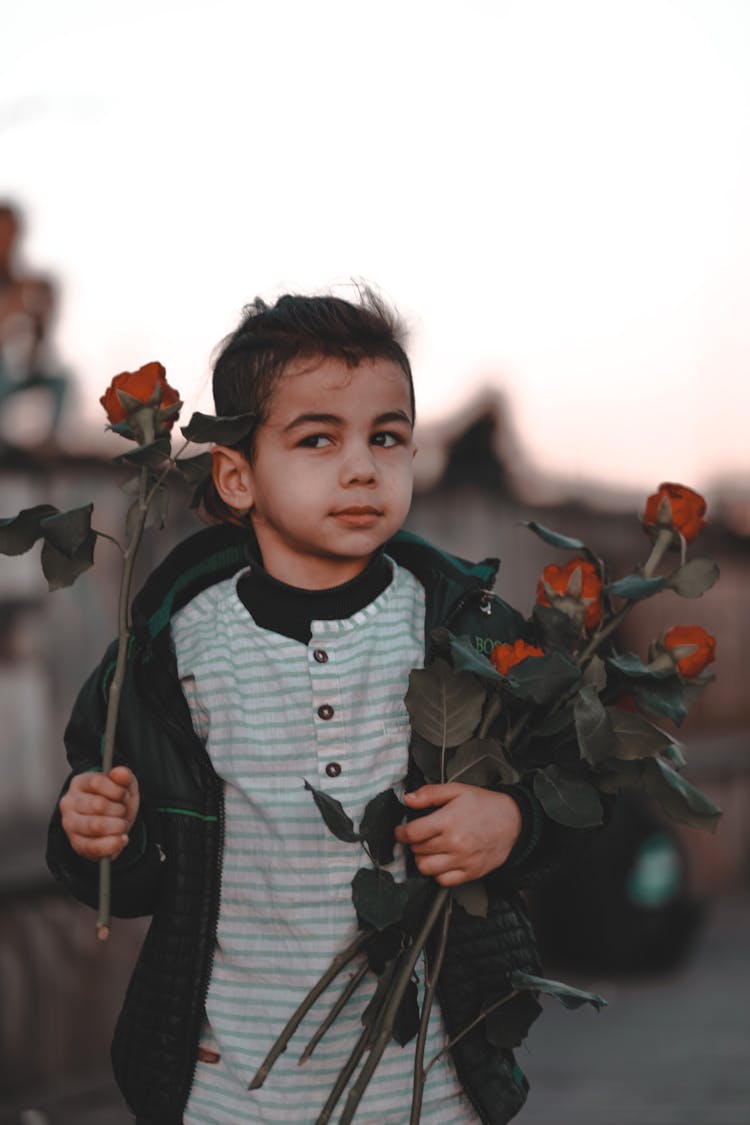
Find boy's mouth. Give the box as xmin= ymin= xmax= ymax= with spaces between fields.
xmin=331 ymin=506 xmax=382 ymax=527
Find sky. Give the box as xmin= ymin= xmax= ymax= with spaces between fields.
xmin=3 ymin=0 xmax=750 ymax=494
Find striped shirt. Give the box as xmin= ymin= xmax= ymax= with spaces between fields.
xmin=173 ymin=560 xmax=477 ymax=1125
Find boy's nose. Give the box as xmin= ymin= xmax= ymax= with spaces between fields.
xmin=341 ymin=444 xmax=377 ymax=485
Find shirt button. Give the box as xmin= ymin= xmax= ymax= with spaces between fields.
xmin=325 ymin=762 xmax=342 ymax=778
xmin=317 ymin=704 xmax=334 ymax=720
xmin=313 ymin=649 xmax=329 ymax=663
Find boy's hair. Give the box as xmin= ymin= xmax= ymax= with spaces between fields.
xmin=202 ymin=288 xmax=414 ymax=524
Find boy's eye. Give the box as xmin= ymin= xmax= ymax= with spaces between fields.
xmin=371 ymin=431 xmax=403 ymax=448
xmin=299 ymin=434 xmax=332 ymax=448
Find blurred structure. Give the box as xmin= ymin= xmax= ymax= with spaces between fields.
xmin=0 ymin=390 xmax=747 ymax=1110
xmin=0 ymin=202 xmax=69 ymax=452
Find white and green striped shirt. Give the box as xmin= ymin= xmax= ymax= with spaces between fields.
xmin=173 ymin=560 xmax=477 ymax=1125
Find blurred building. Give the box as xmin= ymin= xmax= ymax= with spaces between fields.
xmin=0 ymin=396 xmax=747 ymax=1107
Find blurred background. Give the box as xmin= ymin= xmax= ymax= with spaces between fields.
xmin=1 ymin=1 xmax=748 ymax=1122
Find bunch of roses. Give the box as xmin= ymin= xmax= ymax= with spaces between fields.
xmin=253 ymin=481 xmax=720 ymax=1125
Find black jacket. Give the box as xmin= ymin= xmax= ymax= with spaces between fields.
xmin=47 ymin=524 xmax=572 ymax=1124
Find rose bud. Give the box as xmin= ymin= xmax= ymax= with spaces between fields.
xmin=660 ymin=624 xmax=716 ymax=679
xmin=535 ymin=557 xmax=603 ymax=632
xmin=100 ymin=362 xmax=181 ymax=434
xmin=642 ymin=482 xmax=707 ymax=544
xmin=490 ymin=638 xmax=545 ymax=676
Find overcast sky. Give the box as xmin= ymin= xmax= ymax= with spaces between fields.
xmin=3 ymin=0 xmax=749 ymax=493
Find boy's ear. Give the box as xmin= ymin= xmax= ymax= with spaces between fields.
xmin=211 ymin=446 xmax=254 ymax=513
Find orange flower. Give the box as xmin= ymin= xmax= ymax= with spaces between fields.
xmin=663 ymin=625 xmax=716 ymax=678
xmin=100 ymin=362 xmax=180 ymax=431
xmin=535 ymin=557 xmax=603 ymax=631
xmin=642 ymin=482 xmax=707 ymax=543
xmin=490 ymin=638 xmax=545 ymax=676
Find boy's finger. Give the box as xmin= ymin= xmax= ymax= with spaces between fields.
xmin=108 ymin=765 xmax=137 ymax=792
xmin=75 ymin=771 xmax=130 ymax=803
xmin=403 ymin=784 xmax=462 ymax=807
xmin=413 ymin=851 xmax=452 ymax=877
xmin=71 ymin=833 xmax=128 ymax=860
xmin=67 ymin=812 xmax=130 ymax=839
xmin=395 ymin=812 xmax=444 ymax=845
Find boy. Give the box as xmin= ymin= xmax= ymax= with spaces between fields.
xmin=48 ymin=291 xmax=556 ymax=1124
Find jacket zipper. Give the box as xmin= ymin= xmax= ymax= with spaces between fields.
xmin=181 ymin=759 xmax=226 ymax=1118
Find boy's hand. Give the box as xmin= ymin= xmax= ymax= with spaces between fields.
xmin=395 ymin=783 xmax=522 ymax=886
xmin=59 ymin=766 xmax=140 ymax=861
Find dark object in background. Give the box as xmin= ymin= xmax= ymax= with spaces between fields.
xmin=532 ymin=791 xmax=707 ymax=975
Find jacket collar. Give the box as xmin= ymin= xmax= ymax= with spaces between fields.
xmin=131 ymin=522 xmax=500 ymax=644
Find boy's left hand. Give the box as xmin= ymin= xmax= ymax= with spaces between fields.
xmin=395 ymin=783 xmax=522 ymax=886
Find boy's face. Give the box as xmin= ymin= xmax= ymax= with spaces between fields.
xmin=216 ymin=356 xmax=416 ymax=588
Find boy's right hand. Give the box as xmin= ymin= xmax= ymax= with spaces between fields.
xmin=60 ymin=765 xmax=140 ymax=861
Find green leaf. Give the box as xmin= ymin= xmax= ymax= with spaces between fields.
xmin=174 ymin=452 xmax=213 ymax=485
xmin=392 ymin=978 xmax=419 ymax=1046
xmin=533 ymin=765 xmax=604 ymax=828
xmin=352 ymin=867 xmax=409 ymax=931
xmin=405 ymin=659 xmax=486 ymax=748
xmin=509 ymin=970 xmax=607 ymax=1012
xmin=605 ymin=573 xmax=666 ymax=600
xmin=359 ymin=789 xmax=404 ymax=866
xmin=449 ymin=635 xmax=503 ymax=682
xmin=531 ymin=603 xmax=581 ymax=652
xmin=115 ymin=437 xmax=171 ymax=468
xmin=451 ymin=878 xmax=489 ymax=918
xmin=40 ymin=505 xmax=94 ymax=559
xmin=125 ymin=484 xmax=169 ymax=540
xmin=680 ymin=671 xmax=714 ymax=711
xmin=531 ymin=703 xmax=575 ymax=738
xmin=662 ymin=742 xmax=687 ymax=770
xmin=409 ymin=732 xmax=442 ymax=783
xmin=180 ymin=411 xmax=256 ymax=444
xmin=40 ymin=531 xmax=96 ymax=590
xmin=119 ymin=472 xmax=145 ymax=497
xmin=574 ymin=685 xmax=614 ymax=767
xmin=116 ymin=388 xmax=150 ymax=415
xmin=632 ymin=676 xmax=687 ymax=726
xmin=581 ymin=655 xmax=607 ymax=692
xmin=522 ymin=521 xmax=587 ymax=551
xmin=447 ymin=737 xmax=519 ymax=785
xmin=0 ymin=504 xmax=59 ymax=555
xmin=643 ymin=757 xmax=721 ymax=833
xmin=607 ymin=652 xmax=673 ymax=680
xmin=108 ymin=420 xmax=137 ymax=440
xmin=605 ymin=707 xmax=675 ymax=760
xmin=505 ymin=651 xmax=580 ymax=707
xmin=485 ymin=991 xmax=543 ymax=1048
xmin=665 ymin=558 xmax=720 ymax=599
xmin=304 ymin=780 xmax=359 ymax=843
xmin=596 ymin=757 xmax=644 ymax=794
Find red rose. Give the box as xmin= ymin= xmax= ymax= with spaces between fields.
xmin=100 ymin=362 xmax=180 ymax=431
xmin=535 ymin=557 xmax=603 ymax=631
xmin=663 ymin=625 xmax=716 ymax=679
xmin=490 ymin=638 xmax=545 ymax=676
xmin=642 ymin=483 xmax=707 ymax=543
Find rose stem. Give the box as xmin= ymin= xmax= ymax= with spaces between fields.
xmin=312 ymin=961 xmax=398 ymax=1125
xmin=574 ymin=526 xmax=674 ymax=671
xmin=298 ymin=959 xmax=369 ymax=1065
xmin=336 ymin=886 xmax=450 ymax=1125
xmin=248 ymin=930 xmax=370 ymax=1090
xmin=409 ymin=894 xmax=452 ymax=1125
xmin=423 ymin=990 xmax=520 ymax=1080
xmin=96 ymin=460 xmax=153 ymax=941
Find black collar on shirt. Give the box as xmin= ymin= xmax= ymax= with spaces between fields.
xmin=236 ymin=549 xmax=392 ymax=644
